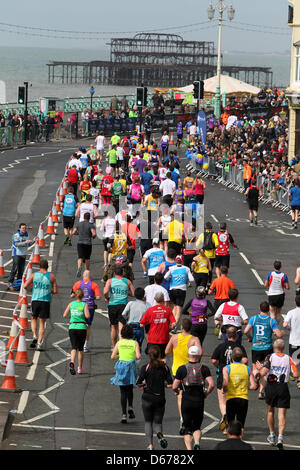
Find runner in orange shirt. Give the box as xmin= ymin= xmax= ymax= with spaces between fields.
xmin=208 ymin=266 xmax=236 ymax=311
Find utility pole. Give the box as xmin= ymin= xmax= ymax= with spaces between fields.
xmin=23 ymin=81 xmax=29 ymax=145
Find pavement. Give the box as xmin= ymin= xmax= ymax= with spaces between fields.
xmin=0 ymin=139 xmax=299 ymax=452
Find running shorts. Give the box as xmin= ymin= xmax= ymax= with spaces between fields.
xmin=145 ymin=342 xmax=167 ymax=359
xmin=86 ymin=307 xmax=95 ymax=326
xmin=265 ymin=382 xmax=290 ymax=409
xmin=215 ymin=254 xmax=230 ymax=268
xmin=127 ymin=248 xmax=135 ymax=264
xmin=31 ymin=300 xmax=50 ymax=319
xmin=77 ymin=243 xmax=92 ymax=261
xmin=248 ymin=202 xmax=258 ymax=211
xmin=268 ymin=294 xmax=285 ymax=309
xmin=63 ymin=216 xmax=75 ymax=229
xmin=169 ymin=289 xmax=186 ymax=307
xmin=108 ymin=304 xmax=126 ymax=326
xmin=291 ymin=206 xmax=300 ymax=211
xmin=69 ymin=328 xmax=86 ymax=351
xmin=226 ymin=398 xmax=248 ymax=428
xmin=103 ymin=238 xmax=114 ymax=251
xmin=252 ymin=348 xmax=273 ymax=364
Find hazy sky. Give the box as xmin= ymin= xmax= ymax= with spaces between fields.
xmin=0 ymin=0 xmax=291 ymax=54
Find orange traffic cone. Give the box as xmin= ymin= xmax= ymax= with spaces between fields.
xmin=63 ymin=179 xmax=68 ymax=195
xmin=18 ymin=277 xmax=28 ymax=305
xmin=55 ymin=192 xmax=61 ymax=212
xmin=15 ymin=329 xmax=30 ymax=365
xmin=32 ymin=240 xmax=41 ymax=264
xmin=170 ymin=132 xmax=174 ymax=145
xmin=0 ymin=350 xmax=18 ymax=391
xmin=0 ymin=249 xmax=5 ymax=277
xmin=38 ymin=223 xmax=46 ymax=247
xmin=46 ymin=212 xmax=55 ymax=234
xmin=26 ymin=262 xmax=32 ymax=281
xmin=52 ymin=203 xmax=59 ymax=223
xmin=7 ymin=312 xmax=19 ymax=350
xmin=59 ymin=184 xmax=64 ymax=202
xmin=19 ymin=303 xmax=29 ymax=330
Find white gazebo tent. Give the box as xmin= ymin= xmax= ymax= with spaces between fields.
xmin=176 ymin=74 xmax=261 ymax=96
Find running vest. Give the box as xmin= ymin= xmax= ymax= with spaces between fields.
xmin=69 ymin=301 xmax=87 ymax=330
xmin=31 ymin=272 xmax=52 ymax=302
xmin=111 ymin=233 xmax=127 ymax=257
xmin=267 ymin=271 xmax=287 ymax=296
xmin=169 ymin=265 xmax=189 ymax=291
xmin=131 ymin=184 xmax=142 ymax=201
xmin=80 ymin=280 xmax=95 ymax=307
xmin=267 ymin=353 xmax=292 ymax=383
xmin=67 ymin=168 xmax=79 ymax=183
xmin=215 ymin=231 xmax=230 ymax=256
xmin=251 ymin=314 xmax=275 ymax=351
xmin=174 ymin=189 xmax=184 ymax=204
xmin=190 ymin=298 xmax=208 ymax=324
xmin=118 ymin=339 xmax=136 ymax=361
xmin=79 ymin=202 xmax=94 ymax=223
xmin=226 ymin=363 xmax=250 ymax=400
xmin=109 ymin=277 xmax=129 ymax=305
xmin=63 ymin=194 xmax=76 ymax=217
xmin=147 ymin=195 xmax=159 ymax=211
xmin=147 ymin=249 xmax=165 ymax=274
xmin=193 ymin=255 xmax=209 ymax=273
xmin=80 ymin=154 xmax=89 ymax=169
xmin=172 ymin=333 xmax=192 ymax=376
xmin=161 ymin=260 xmax=176 ymax=291
xmin=221 ymin=302 xmax=242 ymax=328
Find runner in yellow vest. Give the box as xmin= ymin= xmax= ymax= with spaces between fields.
xmin=165 ymin=318 xmax=202 ymax=435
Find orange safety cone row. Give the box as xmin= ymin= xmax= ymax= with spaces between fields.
xmin=0 ymin=249 xmax=5 ymax=277
xmin=15 ymin=328 xmax=30 ymax=365
xmin=63 ymin=179 xmax=68 ymax=195
xmin=0 ymin=350 xmax=18 ymax=391
xmin=170 ymin=132 xmax=174 ymax=145
xmin=26 ymin=262 xmax=33 ymax=281
xmin=52 ymin=203 xmax=59 ymax=223
xmin=38 ymin=223 xmax=46 ymax=247
xmin=32 ymin=239 xmax=41 ymax=264
xmin=46 ymin=212 xmax=55 ymax=234
xmin=7 ymin=312 xmax=19 ymax=351
xmin=18 ymin=303 xmax=29 ymax=330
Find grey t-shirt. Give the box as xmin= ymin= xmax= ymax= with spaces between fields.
xmin=77 ymin=221 xmax=95 ymax=245
xmin=122 ymin=299 xmax=151 ymax=323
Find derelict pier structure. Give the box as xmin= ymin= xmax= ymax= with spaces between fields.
xmin=47 ymin=33 xmax=273 ymax=89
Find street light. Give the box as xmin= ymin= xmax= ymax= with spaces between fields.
xmin=208 ymin=0 xmax=235 ymax=119
xmin=90 ymin=86 xmax=95 ymax=114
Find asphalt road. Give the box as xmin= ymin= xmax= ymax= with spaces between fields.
xmin=0 ymin=138 xmax=299 ymax=453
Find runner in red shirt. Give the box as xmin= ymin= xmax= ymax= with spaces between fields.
xmin=140 ymin=292 xmax=176 ymax=358
xmin=100 ymin=167 xmax=114 ymax=206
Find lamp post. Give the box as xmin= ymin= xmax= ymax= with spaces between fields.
xmin=89 ymin=86 xmax=95 ymax=114
xmin=208 ymin=0 xmax=235 ymax=120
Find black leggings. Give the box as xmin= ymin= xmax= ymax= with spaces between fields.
xmin=142 ymin=395 xmax=165 ymax=446
xmin=181 ymin=398 xmax=204 ymax=434
xmin=120 ymin=385 xmax=133 ymax=415
xmin=191 ymin=323 xmax=207 ymax=346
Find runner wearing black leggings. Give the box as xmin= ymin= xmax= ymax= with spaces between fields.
xmin=136 ymin=345 xmax=173 ymax=450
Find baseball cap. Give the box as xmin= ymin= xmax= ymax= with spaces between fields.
xmin=176 ymin=255 xmax=183 ymax=264
xmin=115 ymin=255 xmax=124 ymax=265
xmin=188 ymin=346 xmax=201 ymax=356
xmin=153 ymin=238 xmax=159 ymax=245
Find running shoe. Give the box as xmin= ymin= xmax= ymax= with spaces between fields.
xmin=69 ymin=362 xmax=76 ymax=375
xmin=289 ymin=374 xmax=295 ymax=382
xmin=128 ymin=408 xmax=135 ymax=419
xmin=267 ymin=434 xmax=276 ymax=446
xmin=157 ymin=432 xmax=168 ymax=449
xmin=193 ymin=443 xmax=200 ymax=450
xmin=143 ymin=272 xmax=147 ymax=278
xmin=219 ymin=414 xmax=227 ymax=431
xmin=276 ymin=437 xmax=284 ymax=450
xmin=30 ymin=338 xmax=38 ymax=349
xmin=250 ymin=221 xmax=253 ymax=227
xmin=37 ymin=343 xmax=44 ymax=351
xmin=121 ymin=415 xmax=127 ymax=424
xmin=68 ymin=240 xmax=72 ymax=246
xmin=77 ymin=367 xmax=83 ymax=374
xmin=64 ymin=236 xmax=69 ymax=245
xmin=258 ymin=391 xmax=265 ymax=400
xmin=76 ymin=268 xmax=82 ymax=278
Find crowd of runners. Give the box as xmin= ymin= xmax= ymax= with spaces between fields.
xmin=10 ymin=126 xmax=300 ymax=451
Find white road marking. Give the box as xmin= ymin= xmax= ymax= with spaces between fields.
xmin=210 ymin=214 xmax=219 ymax=223
xmin=17 ymin=391 xmax=30 ymax=414
xmin=26 ymin=351 xmax=40 ymax=381
xmin=11 ymin=423 xmax=300 ymax=449
xmin=251 ymin=269 xmax=264 ymax=286
xmin=239 ymin=252 xmax=251 ymax=265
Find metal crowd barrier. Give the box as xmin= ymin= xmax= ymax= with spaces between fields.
xmin=189 ymin=156 xmax=292 ymax=214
